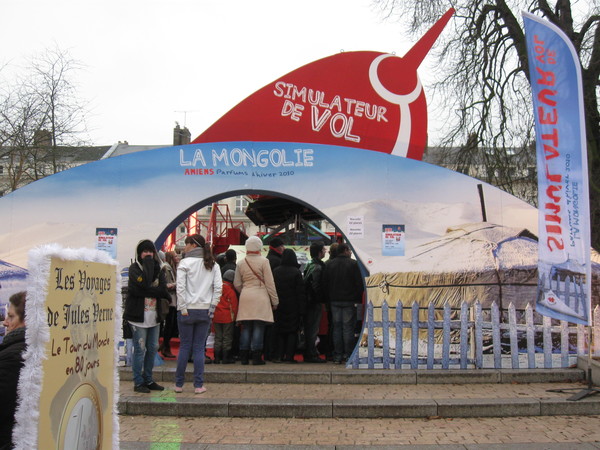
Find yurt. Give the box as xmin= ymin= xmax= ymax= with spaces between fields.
xmin=365 ymin=222 xmax=600 ymax=314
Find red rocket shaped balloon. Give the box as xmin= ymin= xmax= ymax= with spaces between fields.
xmin=192 ymin=9 xmax=454 ymax=161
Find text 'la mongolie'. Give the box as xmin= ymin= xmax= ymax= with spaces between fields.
xmin=179 ymin=147 xmax=314 ymax=169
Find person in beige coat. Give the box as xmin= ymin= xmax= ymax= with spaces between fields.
xmin=234 ymin=236 xmax=279 ymax=365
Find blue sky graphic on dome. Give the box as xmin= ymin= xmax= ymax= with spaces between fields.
xmin=0 ymin=141 xmax=537 ymax=274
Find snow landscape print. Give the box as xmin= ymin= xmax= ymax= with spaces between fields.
xmin=0 ymin=142 xmax=538 ymax=273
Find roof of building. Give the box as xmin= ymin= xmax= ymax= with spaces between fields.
xmin=59 ymin=145 xmax=112 ymax=162
xmin=0 ymin=145 xmax=111 ymax=162
xmin=101 ymin=143 xmax=170 ymax=159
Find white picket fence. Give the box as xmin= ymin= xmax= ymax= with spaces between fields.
xmin=347 ymin=300 xmax=600 ymax=369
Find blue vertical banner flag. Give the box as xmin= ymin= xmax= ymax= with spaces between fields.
xmin=523 ymin=12 xmax=591 ymax=325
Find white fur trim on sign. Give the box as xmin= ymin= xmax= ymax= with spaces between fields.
xmin=12 ymin=244 xmax=122 ymax=450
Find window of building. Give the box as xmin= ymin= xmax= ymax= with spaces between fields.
xmin=235 ymin=196 xmax=248 ymax=213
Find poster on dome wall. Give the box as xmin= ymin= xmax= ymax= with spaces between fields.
xmin=96 ymin=228 xmax=118 ymax=259
xmin=382 ymin=224 xmax=405 ymax=256
xmin=524 ymin=12 xmax=591 ymax=325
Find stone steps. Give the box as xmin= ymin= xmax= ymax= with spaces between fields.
xmin=121 ymin=363 xmax=586 ymax=385
xmin=117 ymin=364 xmax=600 ymax=419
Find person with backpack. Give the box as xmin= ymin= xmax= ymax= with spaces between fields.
xmin=302 ymin=241 xmax=327 ymax=363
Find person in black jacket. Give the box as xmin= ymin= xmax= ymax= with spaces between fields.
xmin=322 ymin=243 xmax=364 ymax=364
xmin=220 ymin=249 xmax=237 ymax=276
xmin=159 ymin=250 xmax=179 ymax=359
xmin=272 ymin=249 xmax=305 ymax=363
xmin=302 ymin=241 xmax=327 ymax=363
xmin=264 ymin=237 xmax=285 ymax=360
xmin=0 ymin=291 xmax=27 ymax=450
xmin=124 ymin=239 xmax=171 ymax=393
xmin=266 ymin=237 xmax=285 ymax=271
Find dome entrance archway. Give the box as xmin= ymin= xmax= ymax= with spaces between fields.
xmin=0 ymin=141 xmax=538 ymax=366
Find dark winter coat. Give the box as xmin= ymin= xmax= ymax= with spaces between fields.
xmin=124 ymin=240 xmax=171 ymax=323
xmin=322 ymin=254 xmax=364 ymax=304
xmin=273 ymin=250 xmax=305 ymax=333
xmin=266 ymin=248 xmax=283 ymax=271
xmin=162 ymin=263 xmax=177 ymax=307
xmin=220 ymin=261 xmax=236 ymax=276
xmin=0 ymin=327 xmax=26 ymax=449
xmin=303 ymin=258 xmax=326 ymax=305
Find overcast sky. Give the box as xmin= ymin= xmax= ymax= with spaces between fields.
xmin=2 ymin=0 xmax=441 ymax=146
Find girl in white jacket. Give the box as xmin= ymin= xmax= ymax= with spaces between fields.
xmin=174 ymin=234 xmax=222 ymax=394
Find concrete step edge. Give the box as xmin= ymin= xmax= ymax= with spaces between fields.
xmin=118 ymin=395 xmax=600 ymax=419
xmin=119 ymin=367 xmax=585 ymax=385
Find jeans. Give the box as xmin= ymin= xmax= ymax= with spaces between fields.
xmin=176 ymin=309 xmax=210 ymax=388
xmin=330 ymin=302 xmax=357 ymax=360
xmin=303 ymin=302 xmax=323 ymax=358
xmin=239 ymin=320 xmax=266 ymax=351
xmin=130 ymin=323 xmax=160 ymax=386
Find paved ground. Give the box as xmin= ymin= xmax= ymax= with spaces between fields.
xmin=120 ymin=415 xmax=600 ymax=448
xmin=118 ymin=378 xmax=600 ymax=448
xmin=119 ymin=360 xmax=600 ymax=448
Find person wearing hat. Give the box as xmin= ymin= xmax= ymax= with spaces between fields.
xmin=220 ymin=249 xmax=237 ymax=276
xmin=212 ymin=269 xmax=238 ymax=364
xmin=234 ymin=236 xmax=279 ymax=365
xmin=266 ymin=237 xmax=285 ymax=271
xmin=124 ymin=239 xmax=171 ymax=393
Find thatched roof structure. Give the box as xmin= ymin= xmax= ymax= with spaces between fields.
xmin=366 ymin=222 xmax=600 ymax=311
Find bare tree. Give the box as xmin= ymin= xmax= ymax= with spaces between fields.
xmin=374 ymin=0 xmax=600 ymax=250
xmin=25 ymin=46 xmax=88 ymax=173
xmin=0 ymin=47 xmax=88 ymax=194
xmin=0 ymin=82 xmax=46 ymax=191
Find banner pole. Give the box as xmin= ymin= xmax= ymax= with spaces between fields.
xmin=565 ymin=325 xmax=600 ymax=401
xmin=548 ymin=322 xmax=600 ymax=400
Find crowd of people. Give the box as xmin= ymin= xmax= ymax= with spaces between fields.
xmin=123 ymin=234 xmax=364 ymax=395
xmin=0 ymin=233 xmax=365 ymax=446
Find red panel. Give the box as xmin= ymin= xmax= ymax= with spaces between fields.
xmin=192 ymin=10 xmax=454 ymax=161
xmin=193 ymin=52 xmax=425 ymax=159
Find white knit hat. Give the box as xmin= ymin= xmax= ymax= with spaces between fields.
xmin=245 ymin=236 xmax=263 ymax=252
